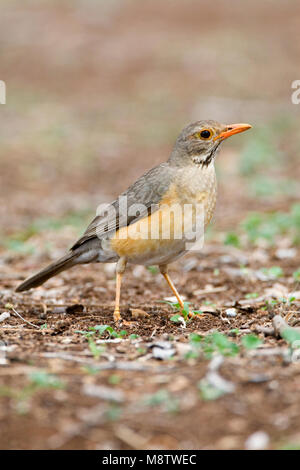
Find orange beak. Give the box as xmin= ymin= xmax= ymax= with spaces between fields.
xmin=214 ymin=123 xmax=252 ymax=141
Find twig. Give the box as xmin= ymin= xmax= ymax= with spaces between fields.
xmin=82 ymin=383 xmax=124 ymax=403
xmin=248 ymin=347 xmax=288 ymax=357
xmin=254 ymin=325 xmax=275 ymax=336
xmin=6 ymin=304 xmax=39 ymax=329
xmin=40 ymin=352 xmax=175 ymax=371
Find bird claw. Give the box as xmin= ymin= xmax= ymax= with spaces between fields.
xmin=113 ymin=309 xmax=121 ymax=323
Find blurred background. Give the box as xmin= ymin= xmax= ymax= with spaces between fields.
xmin=0 ymin=0 xmax=299 ymax=254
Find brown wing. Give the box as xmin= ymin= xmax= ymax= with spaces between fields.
xmin=71 ymin=163 xmax=175 ymax=251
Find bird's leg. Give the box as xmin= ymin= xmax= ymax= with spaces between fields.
xmin=113 ymin=257 xmax=127 ymax=323
xmin=159 ymin=264 xmax=185 ymax=311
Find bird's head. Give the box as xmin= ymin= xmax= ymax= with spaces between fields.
xmin=170 ymin=120 xmax=252 ymax=167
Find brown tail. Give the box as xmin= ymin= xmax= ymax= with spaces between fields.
xmin=16 ymin=251 xmax=79 ymax=292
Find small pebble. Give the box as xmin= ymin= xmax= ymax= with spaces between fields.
xmin=149 ymin=341 xmax=176 ymax=360
xmin=0 ymin=312 xmax=10 ymax=322
xmin=245 ymin=431 xmax=270 ymax=450
xmin=225 ymin=308 xmax=237 ymax=318
xmin=275 ymin=248 xmax=296 ymax=259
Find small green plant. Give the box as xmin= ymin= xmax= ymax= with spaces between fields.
xmin=241 ymin=334 xmax=263 ymax=350
xmin=241 ymin=204 xmax=300 ymax=246
xmin=198 ymin=380 xmax=227 ymax=401
xmin=281 ymin=328 xmax=300 ymax=346
xmin=76 ymin=325 xmax=129 ymax=359
xmin=137 ymin=347 xmax=147 ymax=355
xmin=249 ymin=176 xmax=298 ymax=199
xmin=4 ymin=239 xmax=36 ymax=254
xmin=76 ymin=325 xmax=128 ymax=340
xmin=105 ymin=404 xmax=122 ymax=421
xmin=92 ymin=325 xmax=128 ymax=338
xmin=278 ymin=443 xmax=300 ymax=450
xmin=224 ymin=232 xmax=240 ymax=248
xmin=170 ymin=313 xmax=185 ymax=324
xmin=229 ymin=328 xmax=239 ymax=336
xmin=186 ymin=332 xmax=239 ymax=360
xmin=281 ymin=329 xmax=300 ymax=362
xmin=162 ymin=300 xmax=202 ymax=324
xmin=261 ymin=266 xmax=283 ymax=279
xmin=0 ymin=371 xmax=65 ymax=414
xmin=245 ymin=292 xmax=259 ymax=299
xmin=88 ymin=339 xmax=105 ymax=359
xmin=144 ymin=390 xmax=179 ymax=414
xmin=108 ymin=374 xmax=122 ymax=385
xmin=29 ymin=371 xmax=65 ymax=389
xmin=147 ymin=266 xmax=159 ymax=275
xmin=129 ymin=334 xmax=139 ymax=340
xmin=293 ymin=269 xmax=300 ymax=282
xmin=82 ymin=366 xmax=99 ymax=375
xmin=1 ymin=211 xmax=92 ymax=251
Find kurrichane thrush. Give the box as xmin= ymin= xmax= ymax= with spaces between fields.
xmin=16 ymin=120 xmax=251 ymax=322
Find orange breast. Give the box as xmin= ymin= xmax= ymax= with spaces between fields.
xmin=109 ymin=184 xmax=213 ymax=261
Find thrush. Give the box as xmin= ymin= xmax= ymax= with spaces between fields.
xmin=16 ymin=120 xmax=251 ymax=322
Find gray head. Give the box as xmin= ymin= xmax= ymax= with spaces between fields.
xmin=169 ymin=120 xmax=251 ymax=167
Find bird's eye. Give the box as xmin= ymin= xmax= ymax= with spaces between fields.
xmin=199 ymin=129 xmax=212 ymax=139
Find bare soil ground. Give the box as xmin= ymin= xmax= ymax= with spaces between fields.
xmin=0 ymin=0 xmax=300 ymax=450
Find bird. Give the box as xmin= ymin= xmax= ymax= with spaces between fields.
xmin=16 ymin=120 xmax=251 ymax=322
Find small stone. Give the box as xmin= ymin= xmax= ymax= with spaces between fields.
xmin=149 ymin=341 xmax=175 ymax=360
xmin=225 ymin=308 xmax=237 ymax=318
xmin=275 ymin=248 xmax=296 ymax=259
xmin=82 ymin=383 xmax=124 ymax=403
xmin=61 ymin=337 xmax=73 ymax=344
xmin=245 ymin=431 xmax=270 ymax=450
xmin=0 ymin=312 xmax=10 ymax=322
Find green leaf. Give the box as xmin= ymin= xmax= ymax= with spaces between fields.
xmin=88 ymin=339 xmax=104 ymax=359
xmin=293 ymin=269 xmax=300 ymax=282
xmin=198 ymin=381 xmax=226 ymax=401
xmin=189 ymin=333 xmax=204 ymax=343
xmin=245 ymin=292 xmax=259 ymax=299
xmin=147 ymin=266 xmax=159 ymax=275
xmin=29 ymin=371 xmax=64 ymax=389
xmin=192 ymin=310 xmax=204 ymax=316
xmin=129 ymin=334 xmax=139 ymax=340
xmin=281 ymin=328 xmax=300 ymax=346
xmin=93 ymin=324 xmax=111 ymax=336
xmin=261 ymin=266 xmax=283 ymax=279
xmin=224 ymin=232 xmax=240 ymax=248
xmin=108 ymin=374 xmax=122 ymax=385
xmin=241 ymin=334 xmax=263 ymax=350
xmin=170 ymin=314 xmax=184 ymax=324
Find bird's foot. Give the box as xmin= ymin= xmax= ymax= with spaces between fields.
xmin=113 ymin=308 xmax=121 ymax=323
